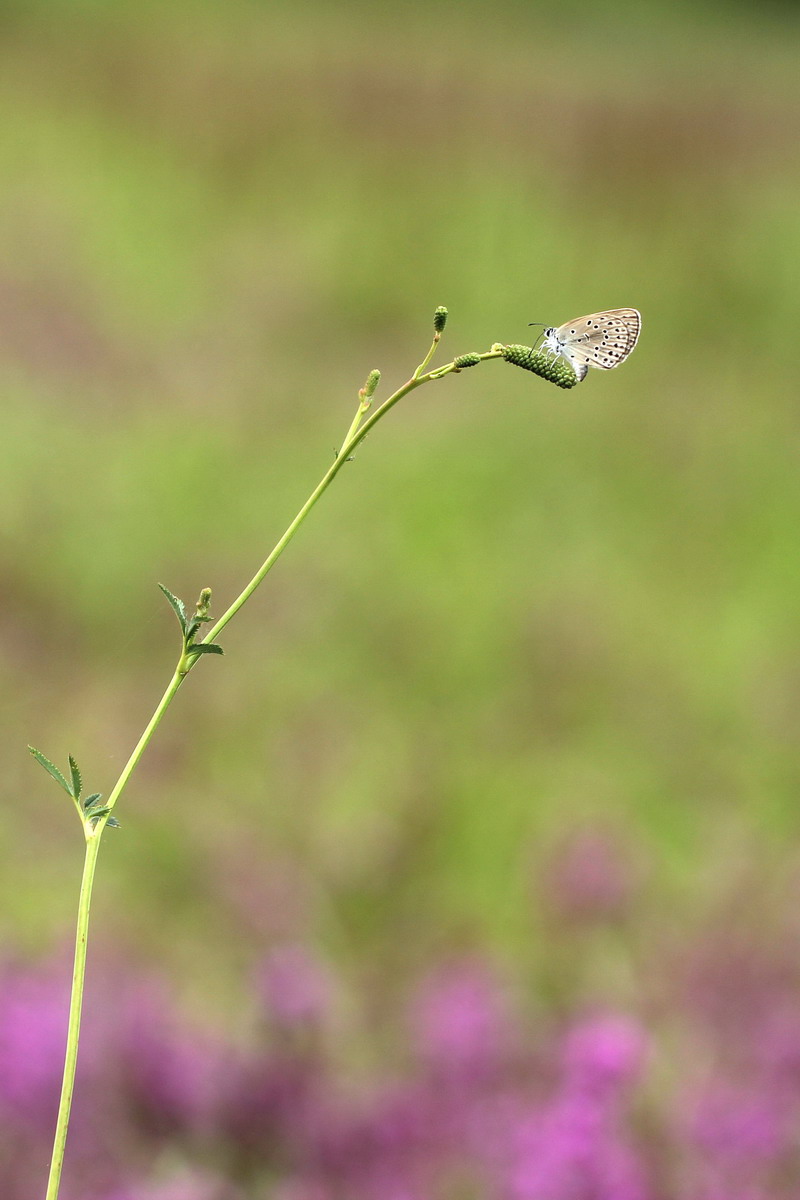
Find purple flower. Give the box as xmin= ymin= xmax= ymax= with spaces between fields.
xmin=562 ymin=1015 xmax=647 ymax=1093
xmin=257 ymin=945 xmax=331 ymax=1029
xmin=542 ymin=827 xmax=638 ymax=923
xmin=217 ymin=1046 xmax=323 ymax=1167
xmin=503 ymin=1017 xmax=649 ymax=1200
xmin=689 ymin=1083 xmax=789 ymax=1166
xmin=308 ymin=1080 xmax=434 ymax=1183
xmin=507 ymin=1102 xmax=649 ymax=1200
xmin=754 ymin=1006 xmax=800 ymax=1086
xmin=114 ymin=980 xmax=223 ymax=1140
xmin=0 ymin=961 xmax=72 ymax=1129
xmin=412 ymin=961 xmax=513 ymax=1079
xmin=98 ymin=1172 xmax=242 ymax=1200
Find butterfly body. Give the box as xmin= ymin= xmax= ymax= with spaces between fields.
xmin=541 ymin=308 xmax=641 ymax=382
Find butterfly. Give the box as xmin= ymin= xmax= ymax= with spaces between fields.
xmin=531 ymin=309 xmax=641 ymax=382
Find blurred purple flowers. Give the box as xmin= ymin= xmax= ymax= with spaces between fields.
xmin=5 ymin=872 xmax=800 ymax=1200
xmin=0 ymin=949 xmax=646 ymax=1200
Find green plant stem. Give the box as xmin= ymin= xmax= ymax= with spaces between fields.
xmin=45 ymin=340 xmax=498 ymax=1200
xmin=202 ymin=359 xmax=462 ymax=645
xmin=104 ymin=669 xmax=186 ymax=817
xmin=413 ymin=332 xmax=440 ymax=378
xmin=44 ymin=833 xmax=100 ymax=1200
xmin=338 ymin=399 xmax=370 ymax=456
xmin=45 ymin=668 xmax=183 ymax=1200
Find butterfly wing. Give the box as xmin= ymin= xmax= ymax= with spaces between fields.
xmin=557 ymin=309 xmax=641 ymax=378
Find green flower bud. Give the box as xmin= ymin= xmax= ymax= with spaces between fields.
xmin=433 ymin=306 xmax=448 ymax=333
xmin=501 ymin=344 xmax=578 ymax=389
xmin=453 ymin=353 xmax=482 ymax=369
xmin=360 ymin=369 xmax=381 ymax=401
xmin=195 ymin=587 xmax=212 ymax=618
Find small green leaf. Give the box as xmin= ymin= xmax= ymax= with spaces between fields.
xmin=190 ymin=643 xmax=224 ymax=657
xmin=68 ymin=755 xmax=82 ymax=800
xmin=184 ymin=615 xmax=212 ymax=644
xmin=82 ymin=793 xmax=104 ymax=812
xmin=86 ymin=808 xmax=120 ymax=829
xmin=29 ymin=747 xmax=74 ymax=798
xmin=158 ymin=584 xmax=188 ymax=633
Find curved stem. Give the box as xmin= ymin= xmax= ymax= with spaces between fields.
xmin=44 ymin=338 xmax=495 ymax=1198
xmin=105 ymin=669 xmax=185 ymax=816
xmin=413 ymin=333 xmax=440 ymax=378
xmin=202 ymin=366 xmax=438 ymax=646
xmin=338 ymin=400 xmax=369 ymax=457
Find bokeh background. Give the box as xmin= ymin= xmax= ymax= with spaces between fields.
xmin=3 ymin=0 xmax=800 ymax=1195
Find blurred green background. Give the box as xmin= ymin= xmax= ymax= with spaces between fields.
xmin=2 ymin=0 xmax=800 ymax=1024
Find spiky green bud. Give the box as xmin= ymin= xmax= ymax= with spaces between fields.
xmin=433 ymin=306 xmax=448 ymax=333
xmin=501 ymin=344 xmax=578 ymax=389
xmin=195 ymin=587 xmax=212 ymax=620
xmin=453 ymin=353 xmax=481 ymax=370
xmin=360 ymin=369 xmax=381 ymax=401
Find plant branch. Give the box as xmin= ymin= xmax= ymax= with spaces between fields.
xmin=41 ymin=312 xmax=538 ymax=1199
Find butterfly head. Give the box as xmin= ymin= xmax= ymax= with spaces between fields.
xmin=542 ymin=327 xmax=562 ymax=354
xmin=528 ymin=322 xmax=558 ymax=353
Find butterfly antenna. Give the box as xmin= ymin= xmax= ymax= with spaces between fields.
xmin=527 ymin=321 xmax=548 ymax=349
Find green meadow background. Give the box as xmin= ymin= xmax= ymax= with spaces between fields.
xmin=1 ymin=0 xmax=799 ymax=1021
